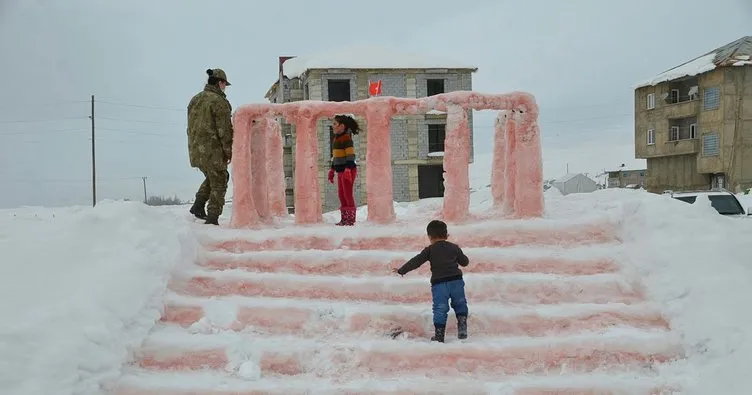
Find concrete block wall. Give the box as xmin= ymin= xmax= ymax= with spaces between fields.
xmin=287 ymin=68 xmax=477 ymax=212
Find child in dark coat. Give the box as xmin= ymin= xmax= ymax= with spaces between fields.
xmin=393 ymin=220 xmax=470 ymax=342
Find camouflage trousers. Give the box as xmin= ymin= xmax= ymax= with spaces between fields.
xmin=195 ymin=165 xmax=230 ymax=219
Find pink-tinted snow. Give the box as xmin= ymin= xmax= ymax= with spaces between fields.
xmin=365 ymin=99 xmax=396 ymax=223
xmin=228 ymin=115 xmax=259 ymax=228
xmin=229 ymin=91 xmax=543 ymax=228
xmin=250 ymin=119 xmax=270 ymax=221
xmin=491 ymin=111 xmax=507 ymax=211
xmin=264 ymin=118 xmax=288 ymax=217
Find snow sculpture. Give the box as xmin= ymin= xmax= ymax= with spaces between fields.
xmin=229 ymin=91 xmax=543 ymax=228
xmin=365 ymin=99 xmax=397 ymax=223
xmin=264 ymin=118 xmax=288 ymax=217
xmin=443 ymin=105 xmax=471 ymax=222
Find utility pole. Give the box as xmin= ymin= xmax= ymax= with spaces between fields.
xmin=142 ymin=177 xmax=148 ymax=204
xmin=90 ymin=95 xmax=96 ymax=207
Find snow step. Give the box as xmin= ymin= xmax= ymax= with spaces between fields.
xmin=133 ymin=330 xmax=683 ymax=379
xmin=168 ymin=272 xmax=643 ymax=305
xmin=199 ymin=248 xmax=621 ymax=276
xmin=160 ymin=300 xmax=669 ymax=338
xmin=114 ymin=370 xmax=677 ymax=395
xmin=206 ymin=221 xmax=617 ymax=252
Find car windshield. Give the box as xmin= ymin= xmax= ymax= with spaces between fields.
xmin=673 ymin=195 xmax=745 ymax=215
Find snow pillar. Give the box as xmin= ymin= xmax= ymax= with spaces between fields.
xmin=503 ymin=112 xmax=518 ymax=215
xmin=292 ymin=111 xmax=322 ymax=224
xmin=443 ymin=105 xmax=470 ymax=222
xmin=491 ymin=111 xmax=508 ymax=212
xmin=513 ymin=114 xmax=544 ymax=218
xmin=365 ymin=101 xmax=396 ymax=223
xmin=250 ymin=119 xmax=269 ymax=222
xmin=229 ymin=115 xmax=260 ymax=228
xmin=265 ymin=118 xmax=288 ymax=217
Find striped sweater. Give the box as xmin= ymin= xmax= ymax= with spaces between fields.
xmin=330 ymin=132 xmax=357 ymax=172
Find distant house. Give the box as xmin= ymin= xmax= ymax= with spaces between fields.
xmin=607 ymin=168 xmax=646 ymax=188
xmin=552 ymin=173 xmax=599 ymax=195
xmin=264 ymin=46 xmax=479 ymax=213
xmin=634 ymin=35 xmax=752 ymax=193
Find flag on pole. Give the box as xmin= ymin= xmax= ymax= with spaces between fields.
xmin=368 ymin=80 xmax=382 ymax=97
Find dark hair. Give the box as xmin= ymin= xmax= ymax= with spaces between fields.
xmin=426 ymin=220 xmax=448 ymax=239
xmin=334 ymin=114 xmax=360 ymax=135
xmin=206 ymin=69 xmax=221 ymax=86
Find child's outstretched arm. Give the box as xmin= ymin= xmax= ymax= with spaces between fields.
xmin=394 ymin=247 xmax=429 ymax=276
xmin=457 ymin=246 xmax=470 ymax=267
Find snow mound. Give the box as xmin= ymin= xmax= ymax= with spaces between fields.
xmin=0 ymin=201 xmax=198 ymax=395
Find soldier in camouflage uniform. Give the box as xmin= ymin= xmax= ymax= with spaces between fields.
xmin=187 ymin=68 xmax=234 ymax=225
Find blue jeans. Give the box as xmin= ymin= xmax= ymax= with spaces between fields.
xmin=431 ymin=279 xmax=468 ymax=327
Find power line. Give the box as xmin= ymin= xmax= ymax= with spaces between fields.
xmin=97 ymin=127 xmax=183 ymax=137
xmin=0 ymin=116 xmax=88 ymax=124
xmin=0 ymin=128 xmax=87 ymax=136
xmin=0 ymin=100 xmax=89 ymax=109
xmin=95 ymin=100 xmax=184 ymax=112
xmin=97 ymin=116 xmax=184 ymax=126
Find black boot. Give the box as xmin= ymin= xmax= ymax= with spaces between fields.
xmin=189 ymin=200 xmax=207 ymax=220
xmin=204 ymin=216 xmax=219 ymax=225
xmin=431 ymin=325 xmax=445 ymax=343
xmin=457 ymin=315 xmax=468 ymax=340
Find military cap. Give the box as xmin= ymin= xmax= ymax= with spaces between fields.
xmin=206 ymin=68 xmax=231 ymax=85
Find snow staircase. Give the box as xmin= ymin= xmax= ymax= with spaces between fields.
xmin=116 ymin=218 xmax=684 ymax=395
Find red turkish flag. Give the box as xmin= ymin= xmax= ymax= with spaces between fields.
xmin=368 ymin=80 xmax=382 ymax=96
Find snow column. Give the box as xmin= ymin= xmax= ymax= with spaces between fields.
xmin=265 ymin=118 xmax=288 ymax=217
xmin=250 ymin=119 xmax=269 ymax=222
xmin=443 ymin=105 xmax=470 ymax=222
xmin=365 ymin=100 xmax=396 ymax=223
xmin=491 ymin=111 xmax=508 ymax=212
xmin=513 ymin=111 xmax=544 ymax=217
xmin=503 ymin=111 xmax=518 ymax=215
xmin=229 ymin=114 xmax=261 ymax=228
xmin=292 ymin=108 xmax=322 ymax=224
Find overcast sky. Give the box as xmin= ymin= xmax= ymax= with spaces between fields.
xmin=0 ymin=0 xmax=749 ymax=208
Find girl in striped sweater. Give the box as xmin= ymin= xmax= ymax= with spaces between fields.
xmin=327 ymin=114 xmax=360 ymax=226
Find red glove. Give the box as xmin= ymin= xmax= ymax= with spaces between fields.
xmin=343 ymin=168 xmax=353 ymax=184
xmin=328 ymin=168 xmax=335 ymax=184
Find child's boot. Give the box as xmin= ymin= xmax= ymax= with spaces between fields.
xmin=457 ymin=315 xmax=468 ymax=339
xmin=335 ymin=208 xmax=345 ymax=226
xmin=431 ymin=325 xmax=445 ymax=343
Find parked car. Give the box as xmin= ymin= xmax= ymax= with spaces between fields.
xmin=664 ymin=189 xmax=751 ymax=217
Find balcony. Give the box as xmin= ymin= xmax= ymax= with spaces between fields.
xmin=647 ymin=138 xmax=700 ymax=157
xmin=663 ymin=98 xmax=700 ymax=119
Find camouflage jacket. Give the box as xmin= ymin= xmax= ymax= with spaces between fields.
xmin=187 ymin=84 xmax=234 ymax=169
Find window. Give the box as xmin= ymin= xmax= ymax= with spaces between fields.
xmin=428 ymin=124 xmax=446 ymax=153
xmin=647 ymin=93 xmax=655 ymax=110
xmin=670 ymin=89 xmax=680 ymax=104
xmin=670 ymin=126 xmax=680 ymax=141
xmin=327 ymin=79 xmax=351 ymax=101
xmin=647 ymin=129 xmax=655 ymax=145
xmin=704 ymin=86 xmax=720 ymax=110
xmin=426 ymin=79 xmax=445 ymax=96
xmin=689 ymin=123 xmax=697 ymax=139
xmin=702 ymin=132 xmax=720 ymax=156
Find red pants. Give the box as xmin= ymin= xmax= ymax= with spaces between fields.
xmin=337 ymin=169 xmax=356 ymax=209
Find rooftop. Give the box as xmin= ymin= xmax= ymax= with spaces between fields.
xmin=635 ymin=36 xmax=752 ymax=88
xmin=281 ymin=45 xmax=478 ymax=79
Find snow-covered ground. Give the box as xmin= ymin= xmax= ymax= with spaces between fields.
xmin=0 ymin=202 xmax=198 ymax=395
xmin=1 ymin=154 xmax=752 ymax=394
